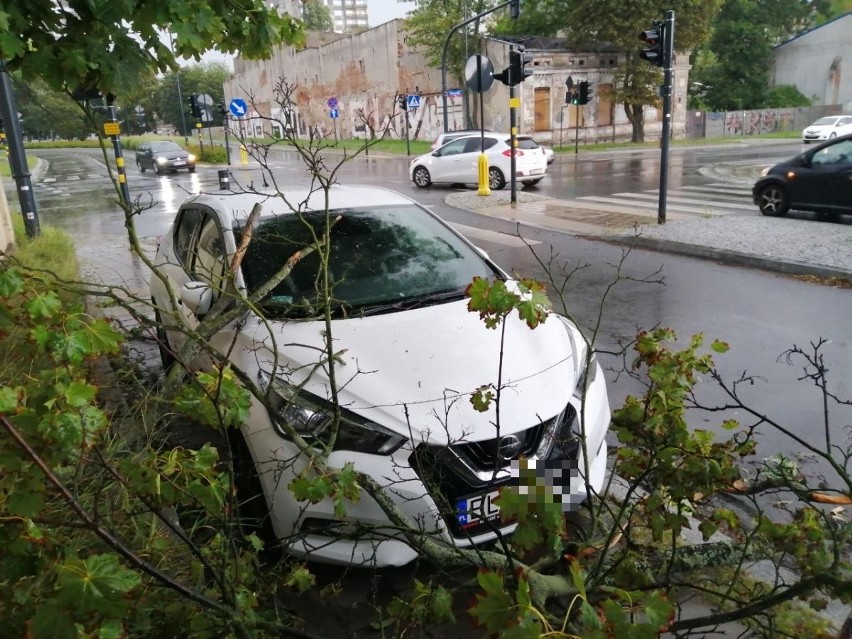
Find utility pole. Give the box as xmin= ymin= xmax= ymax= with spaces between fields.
xmin=104 ymin=94 xmax=131 ymax=206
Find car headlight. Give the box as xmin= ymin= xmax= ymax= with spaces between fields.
xmin=259 ymin=373 xmax=406 ymax=455
xmin=156 ymin=156 xmax=167 ymax=165
xmin=187 ymin=154 xmax=196 ymax=162
xmin=555 ymin=314 xmax=592 ymax=398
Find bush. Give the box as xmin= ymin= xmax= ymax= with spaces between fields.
xmin=187 ymin=143 xmax=228 ymax=164
xmin=765 ymin=84 xmax=811 ymax=108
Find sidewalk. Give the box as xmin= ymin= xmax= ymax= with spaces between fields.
xmin=445 ymin=189 xmax=852 ymax=281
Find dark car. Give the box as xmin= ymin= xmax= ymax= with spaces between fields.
xmin=135 ymin=140 xmax=196 ymax=174
xmin=753 ymin=134 xmax=852 ymax=217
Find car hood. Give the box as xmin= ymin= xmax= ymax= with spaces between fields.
xmin=248 ymin=299 xmax=580 ymax=445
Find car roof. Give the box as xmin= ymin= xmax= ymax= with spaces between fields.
xmin=182 ymin=185 xmax=417 ymax=226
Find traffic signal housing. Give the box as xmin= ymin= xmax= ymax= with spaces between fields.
xmin=218 ymin=102 xmax=228 ymax=117
xmin=509 ymin=47 xmax=533 ymax=86
xmin=509 ymin=0 xmax=520 ymax=19
xmin=639 ymin=22 xmax=665 ymax=67
xmin=188 ymin=94 xmax=201 ymax=118
xmin=578 ymin=81 xmax=593 ymax=105
xmin=397 ymin=94 xmax=407 ymax=111
xmin=568 ymin=91 xmax=578 ymax=106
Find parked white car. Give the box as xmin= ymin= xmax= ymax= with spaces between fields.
xmin=411 ymin=133 xmax=548 ymax=190
xmin=150 ymin=185 xmax=611 ymax=567
xmin=802 ymin=115 xmax=852 ymax=143
xmin=430 ymin=129 xmax=502 ymax=151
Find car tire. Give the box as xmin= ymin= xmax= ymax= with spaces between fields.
xmin=412 ymin=166 xmax=432 ymax=188
xmin=829 ymin=132 xmax=837 ymax=140
xmin=154 ymin=164 xmax=163 ymax=175
xmin=152 ymin=306 xmax=175 ymax=372
xmin=227 ymin=430 xmax=278 ymax=556
xmin=757 ymin=184 xmax=789 ymax=217
xmin=488 ymin=167 xmax=506 ymax=190
xmin=137 ymin=160 xmax=146 ymax=173
xmin=188 ymin=166 xmax=196 ymax=173
xmin=522 ymin=179 xmax=542 ymax=188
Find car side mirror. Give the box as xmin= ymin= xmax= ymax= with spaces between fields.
xmin=432 ymin=151 xmax=440 ymax=157
xmin=180 ymin=281 xmax=213 ymax=315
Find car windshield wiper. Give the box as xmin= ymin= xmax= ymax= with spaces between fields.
xmin=354 ymin=288 xmax=468 ymax=317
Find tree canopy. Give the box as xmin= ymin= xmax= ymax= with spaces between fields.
xmin=302 ymin=0 xmax=334 ymax=31
xmin=0 ymin=0 xmax=305 ymax=95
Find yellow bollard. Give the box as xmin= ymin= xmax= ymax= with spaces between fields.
xmin=477 ymin=152 xmax=491 ymax=196
xmin=240 ymin=144 xmax=248 ymax=165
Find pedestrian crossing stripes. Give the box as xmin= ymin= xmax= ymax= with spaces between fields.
xmin=568 ymin=182 xmax=755 ymax=218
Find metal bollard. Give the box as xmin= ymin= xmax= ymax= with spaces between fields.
xmin=239 ymin=144 xmax=248 ymax=165
xmin=217 ymin=169 xmax=230 ymax=190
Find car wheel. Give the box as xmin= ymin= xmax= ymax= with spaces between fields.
xmin=488 ymin=167 xmax=506 ymax=190
xmin=227 ymin=430 xmax=278 ymax=556
xmin=188 ymin=166 xmax=196 ymax=173
xmin=137 ymin=160 xmax=146 ymax=173
xmin=522 ymin=179 xmax=542 ymax=188
xmin=757 ymin=184 xmax=789 ymax=217
xmin=412 ymin=166 xmax=431 ymax=188
xmin=829 ymin=132 xmax=837 ymax=140
xmin=152 ymin=306 xmax=175 ymax=372
xmin=154 ymin=164 xmax=163 ymax=175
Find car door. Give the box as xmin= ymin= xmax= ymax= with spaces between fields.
xmin=430 ymin=138 xmax=475 ymax=183
xmin=836 ymin=116 xmax=852 ymax=137
xmin=793 ymin=139 xmax=852 ymax=212
xmin=136 ymin=143 xmax=149 ymax=168
xmin=163 ymin=208 xmax=229 ymax=354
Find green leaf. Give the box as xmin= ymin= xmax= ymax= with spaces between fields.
xmin=0 ymin=267 xmax=24 ymax=297
xmin=283 ymin=564 xmax=316 ymax=593
xmin=698 ymin=520 xmax=718 ymax=541
xmin=429 ymin=585 xmax=456 ymax=624
xmin=643 ymin=592 xmax=674 ymax=630
xmin=26 ymin=291 xmax=62 ymax=319
xmin=469 ymin=569 xmax=516 ymax=632
xmin=0 ymin=385 xmax=22 ymax=413
xmin=503 ymin=616 xmax=543 ymax=639
xmin=64 ymin=380 xmax=96 ymax=408
xmin=711 ymin=339 xmax=729 ymax=353
xmin=28 ymin=603 xmax=78 ymax=639
xmin=56 ymin=554 xmax=141 ymax=616
xmin=8 ymin=487 xmax=45 ymax=518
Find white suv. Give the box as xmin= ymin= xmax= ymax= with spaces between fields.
xmin=411 ymin=133 xmax=548 ymax=190
xmin=150 ymin=185 xmax=611 ymax=567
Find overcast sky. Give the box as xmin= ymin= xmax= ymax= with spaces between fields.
xmin=368 ymin=1 xmax=415 ymax=27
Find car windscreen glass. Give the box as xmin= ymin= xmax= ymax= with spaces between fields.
xmin=237 ymin=204 xmax=498 ymax=318
xmin=811 ymin=117 xmax=839 ymax=127
xmin=150 ymin=142 xmax=184 ymax=153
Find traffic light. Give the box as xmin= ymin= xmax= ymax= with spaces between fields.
xmin=398 ymin=94 xmax=407 ymax=111
xmin=569 ymin=91 xmax=578 ymax=106
xmin=508 ymin=47 xmax=533 ymax=86
xmin=577 ymin=81 xmax=593 ymax=105
xmin=639 ymin=21 xmax=665 ymax=67
xmin=218 ymin=102 xmax=228 ymax=117
xmin=188 ymin=94 xmax=201 ymax=118
xmin=509 ymin=0 xmax=520 ymax=19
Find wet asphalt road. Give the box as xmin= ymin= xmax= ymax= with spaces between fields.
xmin=19 ymin=146 xmax=852 ymax=484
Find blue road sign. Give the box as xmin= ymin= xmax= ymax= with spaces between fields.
xmin=327 ymin=96 xmax=338 ymax=109
xmin=447 ymin=88 xmax=462 ymax=97
xmin=329 ymin=108 xmax=339 ymax=119
xmin=229 ymin=98 xmax=247 ymax=117
xmin=407 ymin=95 xmax=421 ymax=109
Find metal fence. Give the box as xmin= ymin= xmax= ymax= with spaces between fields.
xmin=684 ymin=104 xmax=844 ymax=139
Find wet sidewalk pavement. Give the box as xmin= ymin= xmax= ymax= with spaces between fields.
xmin=445 ymin=190 xmax=852 ymax=281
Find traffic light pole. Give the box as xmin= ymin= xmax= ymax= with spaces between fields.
xmin=657 ymin=10 xmax=675 ymax=225
xmin=509 ymin=82 xmax=517 ymax=203
xmin=106 ymin=96 xmax=131 ymax=206
xmin=0 ymin=60 xmax=40 ymax=237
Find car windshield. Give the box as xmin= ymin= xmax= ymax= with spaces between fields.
xmin=811 ymin=117 xmax=840 ymax=127
xmin=516 ymin=137 xmax=540 ymax=150
xmin=237 ymin=204 xmax=497 ymax=319
xmin=150 ymin=142 xmax=184 ymax=153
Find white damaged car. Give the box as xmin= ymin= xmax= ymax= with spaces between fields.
xmin=150 ymin=185 xmax=611 ymax=567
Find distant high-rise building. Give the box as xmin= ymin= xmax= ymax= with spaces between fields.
xmin=324 ymin=0 xmax=369 ymax=33
xmin=270 ymin=0 xmax=303 ymax=20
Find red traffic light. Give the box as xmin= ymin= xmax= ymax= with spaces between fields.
xmin=639 ymin=23 xmax=665 ymax=67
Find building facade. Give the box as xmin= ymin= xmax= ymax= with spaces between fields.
xmin=223 ymin=19 xmax=687 ymax=144
xmin=771 ymin=13 xmax=852 ymax=111
xmin=325 ymin=0 xmax=369 ymax=33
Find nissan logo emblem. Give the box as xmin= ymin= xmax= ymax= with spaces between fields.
xmin=497 ymin=435 xmax=523 ymax=461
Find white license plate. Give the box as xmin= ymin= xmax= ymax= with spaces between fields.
xmin=529 ymin=168 xmax=543 ymax=175
xmin=173 ymin=160 xmax=185 ymax=166
xmin=456 ymin=488 xmax=502 ymax=529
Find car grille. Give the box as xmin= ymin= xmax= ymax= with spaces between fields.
xmin=408 ymin=406 xmax=579 ymax=538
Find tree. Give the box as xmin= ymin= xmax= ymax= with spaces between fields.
xmin=0 ymin=0 xmax=305 ymax=95
xmin=153 ymin=63 xmax=231 ymax=134
xmin=405 ymin=0 xmax=496 ymax=128
xmin=13 ymin=76 xmax=92 ymax=140
xmin=690 ymin=0 xmax=831 ymax=111
xmin=302 ymin=0 xmax=334 ymax=31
